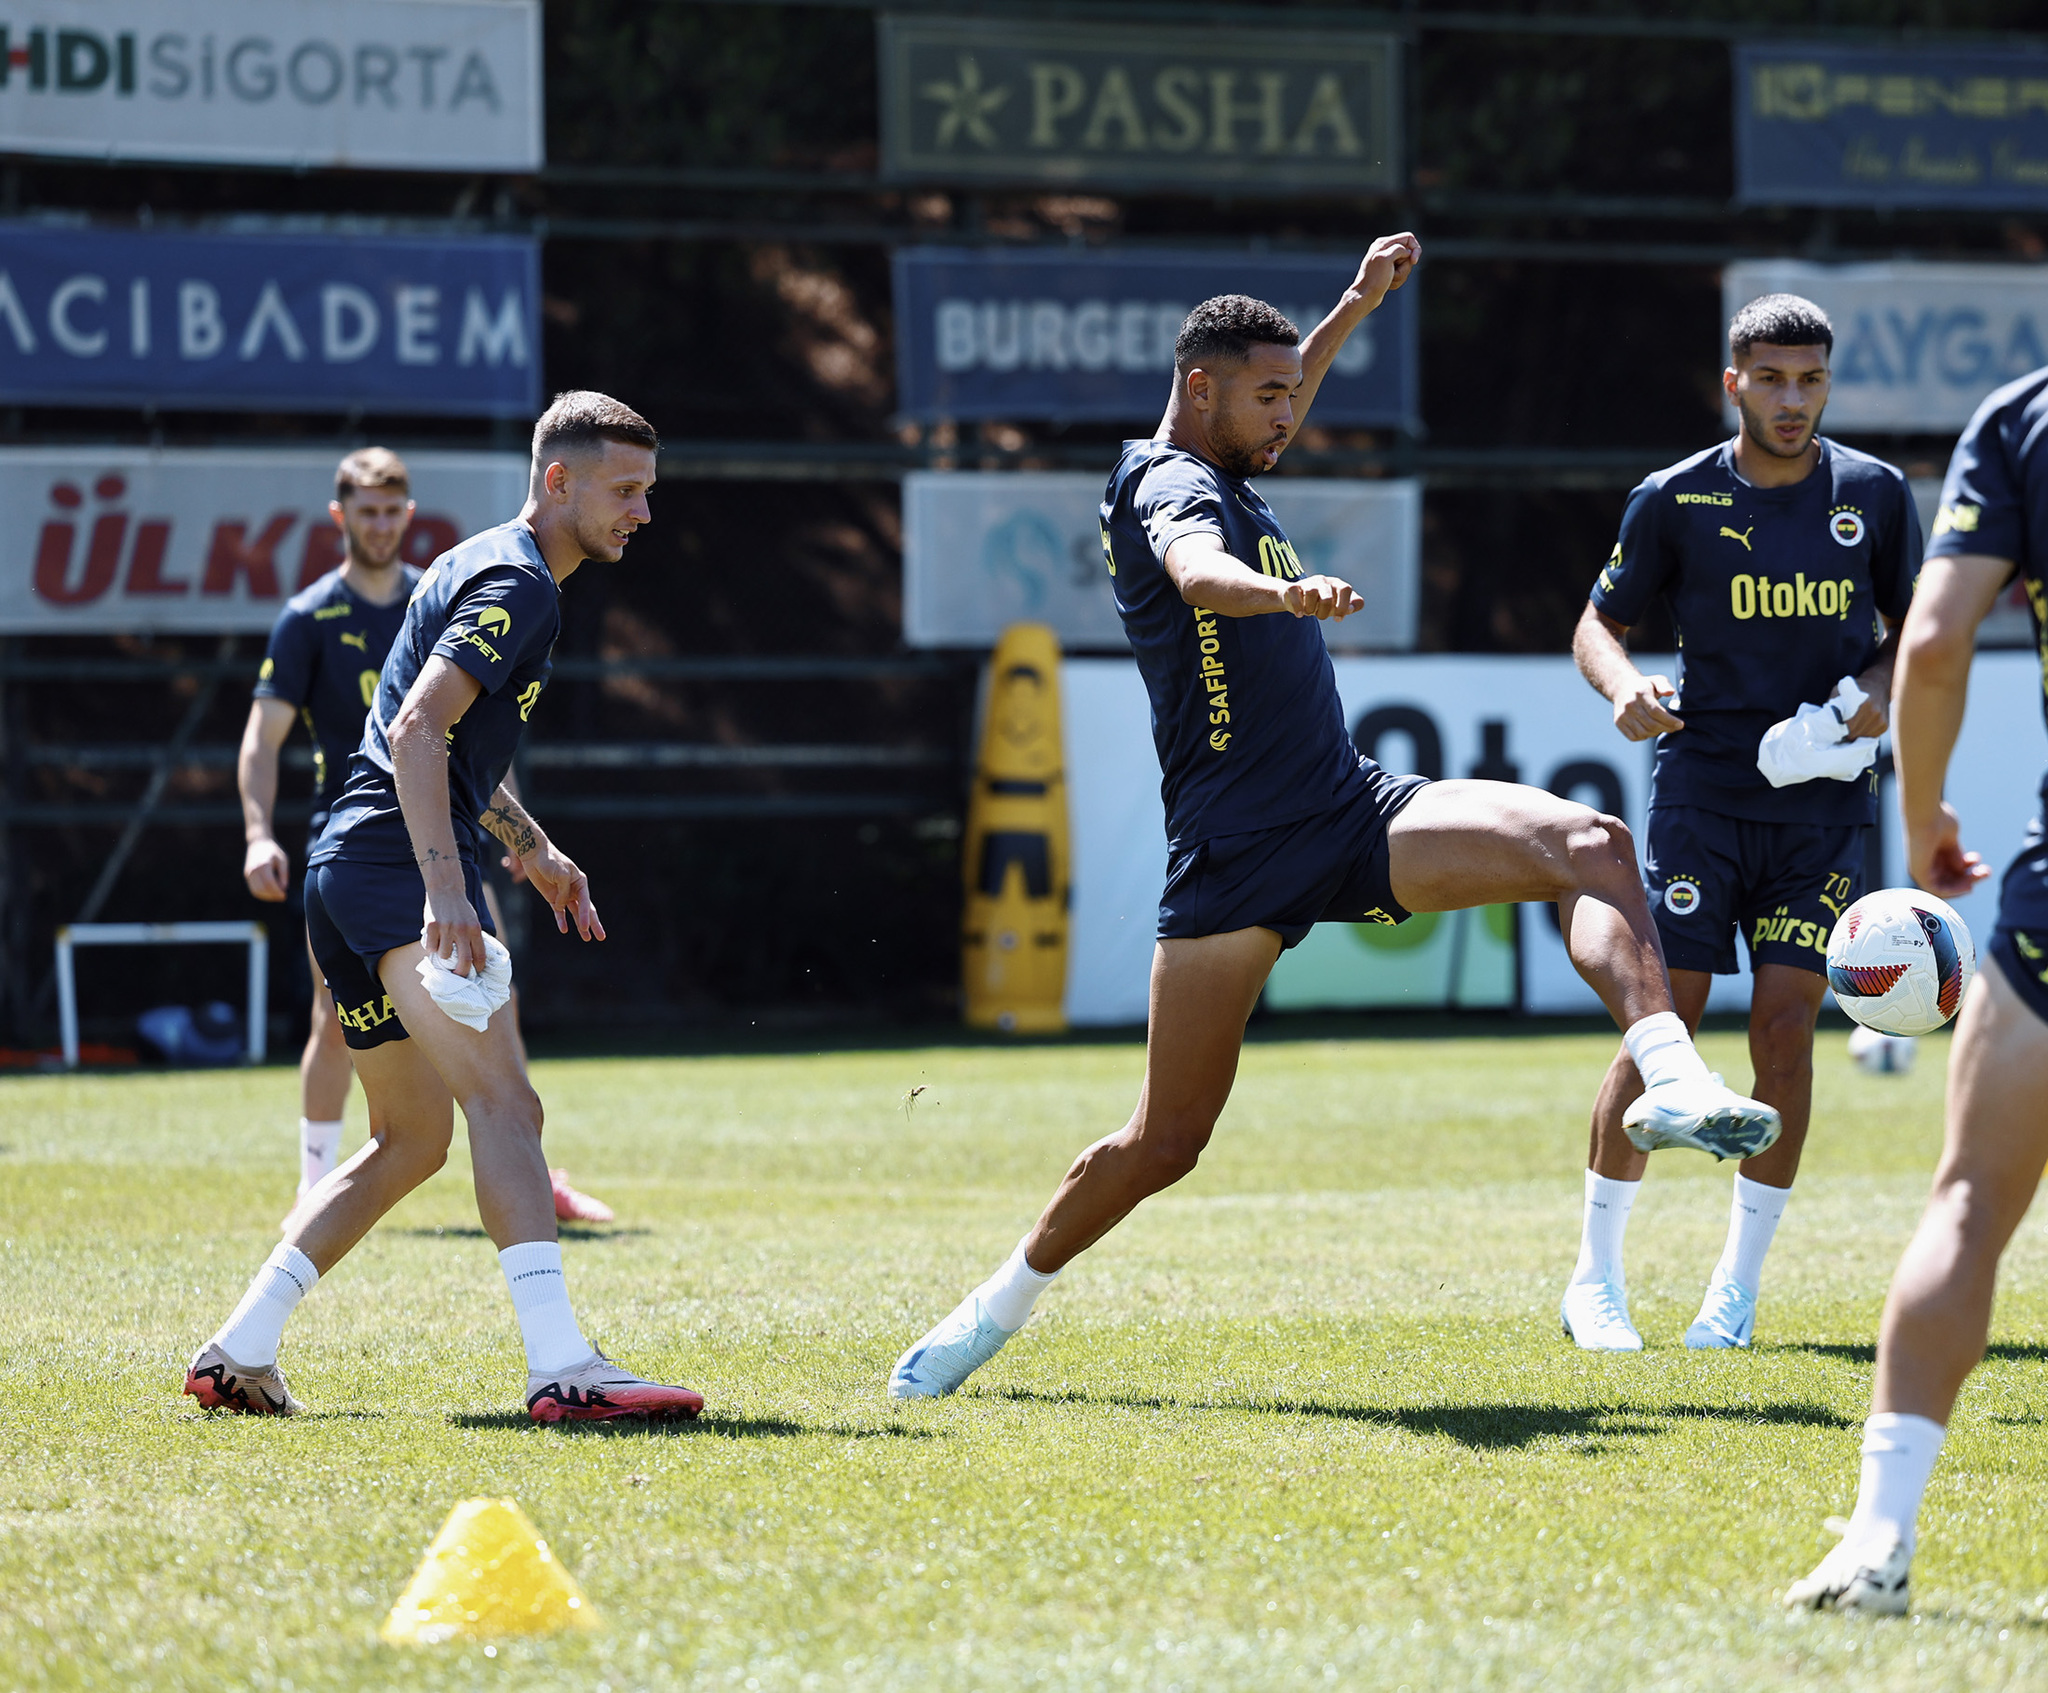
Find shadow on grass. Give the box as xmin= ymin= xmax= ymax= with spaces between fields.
xmin=445 ymin=1412 xmax=939 ymax=1441
xmin=1777 ymin=1341 xmax=2048 ymax=1366
xmin=392 ymin=1225 xmax=652 ymax=1242
xmin=987 ymin=1387 xmax=1850 ymax=1449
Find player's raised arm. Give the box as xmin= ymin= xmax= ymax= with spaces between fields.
xmin=1573 ymin=602 xmax=1683 ymax=741
xmin=480 ymin=781 xmax=604 ymax=942
xmin=237 ymin=697 xmax=298 ymax=900
xmin=1162 ymin=531 xmax=1363 ymax=622
xmin=388 ymin=654 xmax=487 ymax=973
xmin=1893 ymin=554 xmax=2011 ymax=897
xmin=1290 ymin=232 xmax=1419 ymax=434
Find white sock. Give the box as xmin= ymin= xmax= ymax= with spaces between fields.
xmin=300 ymin=1118 xmax=343 ymax=1191
xmin=212 ymin=1243 xmax=318 ymax=1367
xmin=1849 ymin=1411 xmax=1947 ymax=1554
xmin=974 ymin=1239 xmax=1061 ymax=1332
xmin=499 ymin=1241 xmax=594 ymax=1375
xmin=1571 ymin=1170 xmax=1640 ymax=1287
xmin=1622 ymin=1011 xmax=1711 ymax=1091
xmin=1714 ymin=1172 xmax=1789 ymax=1295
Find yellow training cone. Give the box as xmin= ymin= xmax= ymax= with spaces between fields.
xmin=380 ymin=1498 xmax=600 ymax=1646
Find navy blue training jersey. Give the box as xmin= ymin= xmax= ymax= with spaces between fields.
xmin=1592 ymin=438 xmax=1919 ymax=827
xmin=252 ymin=566 xmax=420 ymax=808
xmin=311 ymin=520 xmax=560 ymax=868
xmin=1927 ymin=365 xmax=2048 ymax=926
xmin=1100 ymin=440 xmax=1360 ymax=850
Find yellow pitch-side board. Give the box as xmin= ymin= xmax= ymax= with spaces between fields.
xmin=962 ymin=623 xmax=1069 ymax=1032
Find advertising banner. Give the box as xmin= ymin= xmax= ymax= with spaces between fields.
xmin=1724 ymin=259 xmax=2048 ymax=433
xmin=1062 ymin=652 xmax=2046 ymax=1024
xmin=1737 ymin=43 xmax=2048 ymax=209
xmin=0 ymin=445 xmax=528 ymax=633
xmin=0 ymin=224 xmax=539 ymax=416
xmin=879 ymin=15 xmax=1398 ymax=193
xmin=894 ymin=246 xmax=1415 ymax=427
xmin=0 ymin=0 xmax=542 ymax=172
xmin=903 ymin=470 xmax=1420 ymax=652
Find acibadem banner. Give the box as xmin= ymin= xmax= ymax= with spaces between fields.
xmin=879 ymin=14 xmax=1398 ymax=193
xmin=0 ymin=0 xmax=542 ymax=172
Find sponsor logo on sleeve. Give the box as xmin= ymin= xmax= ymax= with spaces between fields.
xmin=478 ymin=606 xmax=512 ymax=637
xmin=1932 ymin=501 xmax=1981 ymax=538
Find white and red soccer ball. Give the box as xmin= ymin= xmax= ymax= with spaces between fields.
xmin=1826 ymin=889 xmax=1976 ymax=1038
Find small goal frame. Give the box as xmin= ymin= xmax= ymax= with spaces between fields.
xmin=54 ymin=921 xmax=269 ymax=1070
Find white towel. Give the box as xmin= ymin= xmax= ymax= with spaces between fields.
xmin=415 ymin=932 xmax=514 ymax=1032
xmin=1756 ymin=675 xmax=1879 ymax=788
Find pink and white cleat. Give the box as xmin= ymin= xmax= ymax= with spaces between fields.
xmin=183 ymin=1342 xmax=306 ymax=1415
xmin=525 ymin=1352 xmax=703 ymax=1423
xmin=550 ymin=1169 xmax=615 ymax=1224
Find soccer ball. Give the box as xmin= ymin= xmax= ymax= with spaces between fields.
xmin=1826 ymin=889 xmax=1976 ymax=1037
xmin=1846 ymin=1024 xmax=1918 ymax=1075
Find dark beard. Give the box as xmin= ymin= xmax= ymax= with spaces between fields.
xmin=1211 ymin=423 xmax=1279 ymax=478
xmin=1738 ymin=394 xmax=1821 ymax=460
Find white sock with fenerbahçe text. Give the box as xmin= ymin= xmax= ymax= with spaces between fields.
xmin=1847 ymin=1411 xmax=1948 ymax=1554
xmin=1622 ymin=1011 xmax=1713 ymax=1092
xmin=1570 ymin=1169 xmax=1641 ymax=1288
xmin=1714 ymin=1171 xmax=1790 ymax=1294
xmin=499 ymin=1240 xmax=596 ymax=1375
xmin=299 ymin=1118 xmax=343 ymax=1191
xmin=975 ymin=1239 xmax=1061 ymax=1332
xmin=211 ymin=1242 xmax=319 ymax=1368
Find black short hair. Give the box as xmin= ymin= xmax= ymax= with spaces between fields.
xmin=1174 ymin=295 xmax=1300 ymax=372
xmin=531 ymin=390 xmax=659 ymax=464
xmin=1729 ymin=293 xmax=1833 ymax=361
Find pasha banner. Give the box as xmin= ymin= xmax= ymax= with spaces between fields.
xmin=0 ymin=446 xmax=528 ymax=633
xmin=0 ymin=0 xmax=542 ymax=171
xmin=902 ymin=470 xmax=1420 ymax=653
xmin=1723 ymin=260 xmax=2048 ymax=433
xmin=894 ymin=246 xmax=1416 ymax=426
xmin=1737 ymin=43 xmax=2048 ymax=208
xmin=0 ymin=223 xmax=539 ymax=416
xmin=879 ymin=14 xmax=1398 ymax=193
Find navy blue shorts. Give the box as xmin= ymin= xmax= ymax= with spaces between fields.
xmin=1988 ymin=823 xmax=2048 ymax=1027
xmin=304 ymin=854 xmax=494 ymax=1050
xmin=1644 ymin=805 xmax=1864 ymax=977
xmin=1158 ymin=760 xmax=1429 ymax=950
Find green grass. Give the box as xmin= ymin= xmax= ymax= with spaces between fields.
xmin=5 ymin=1023 xmax=2048 ymax=1690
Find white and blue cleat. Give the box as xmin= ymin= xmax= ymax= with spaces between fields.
xmin=1560 ymin=1278 xmax=1643 ymax=1351
xmin=1685 ymin=1273 xmax=1757 ymax=1349
xmin=889 ymin=1294 xmax=1018 ymax=1399
xmin=1623 ymin=1073 xmax=1781 ymax=1162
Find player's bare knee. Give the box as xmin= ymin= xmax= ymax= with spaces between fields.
xmin=1551 ymin=807 xmax=1634 ymax=894
xmin=1753 ymin=1006 xmax=1818 ymax=1079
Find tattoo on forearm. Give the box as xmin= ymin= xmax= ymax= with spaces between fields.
xmin=419 ymin=845 xmax=447 ymax=865
xmin=482 ymin=799 xmax=539 ymax=858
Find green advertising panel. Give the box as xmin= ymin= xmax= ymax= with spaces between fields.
xmin=1263 ymin=904 xmax=1516 ymax=1012
xmin=879 ymin=15 xmax=1399 ymax=193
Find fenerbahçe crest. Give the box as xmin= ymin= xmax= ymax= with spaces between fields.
xmin=1663 ymin=879 xmax=1702 ymax=916
xmin=1828 ymin=507 xmax=1866 ymax=547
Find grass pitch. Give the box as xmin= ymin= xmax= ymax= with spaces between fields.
xmin=5 ymin=1021 xmax=2048 ymax=1691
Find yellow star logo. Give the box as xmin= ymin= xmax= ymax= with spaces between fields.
xmin=922 ymin=54 xmax=1009 ymax=149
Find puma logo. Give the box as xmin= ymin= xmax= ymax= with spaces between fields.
xmin=339 ymin=630 xmax=368 ymax=651
xmin=1720 ymin=526 xmax=1754 ymax=551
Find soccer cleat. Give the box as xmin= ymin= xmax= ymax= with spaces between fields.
xmin=889 ymin=1294 xmax=1017 ymax=1399
xmin=1784 ymin=1518 xmax=1911 ymax=1615
xmin=1559 ymin=1279 xmax=1643 ymax=1351
xmin=525 ymin=1351 xmax=703 ymax=1423
xmin=182 ymin=1342 xmax=306 ymax=1416
xmin=550 ymin=1169 xmax=615 ymax=1225
xmin=1685 ymin=1272 xmax=1757 ymax=1349
xmin=1623 ymin=1073 xmax=1782 ymax=1161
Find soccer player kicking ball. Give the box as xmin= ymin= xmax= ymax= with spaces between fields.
xmin=186 ymin=393 xmax=700 ymax=1423
xmin=1787 ymin=362 xmax=2048 ymax=1613
xmin=889 ymin=235 xmax=1782 ymax=1401
xmin=1561 ymin=295 xmax=1918 ymax=1352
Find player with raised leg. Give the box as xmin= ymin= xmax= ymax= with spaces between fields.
xmin=1786 ymin=363 xmax=2048 ymax=1613
xmin=889 ymin=236 xmax=1782 ymax=1401
xmin=186 ymin=392 xmax=698 ymax=1422
xmin=1560 ymin=295 xmax=1917 ymax=1352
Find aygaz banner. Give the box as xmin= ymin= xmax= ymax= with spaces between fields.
xmin=879 ymin=15 xmax=1398 ymax=193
